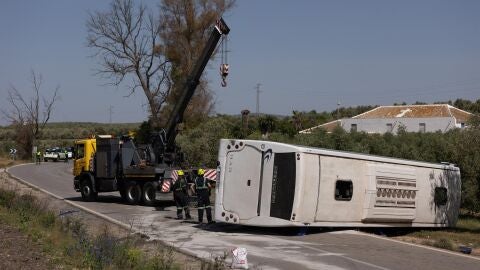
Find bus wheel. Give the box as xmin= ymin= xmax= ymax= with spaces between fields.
xmin=125 ymin=181 xmax=141 ymax=205
xmin=142 ymin=182 xmax=157 ymax=206
xmin=80 ymin=179 xmax=97 ymax=202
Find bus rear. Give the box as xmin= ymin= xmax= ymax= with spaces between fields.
xmin=215 ymin=139 xmax=301 ymax=226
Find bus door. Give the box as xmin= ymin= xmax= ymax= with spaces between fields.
xmin=223 ymin=145 xmax=263 ymax=220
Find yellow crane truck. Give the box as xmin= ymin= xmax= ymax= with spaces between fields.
xmin=73 ymin=18 xmax=230 ymax=205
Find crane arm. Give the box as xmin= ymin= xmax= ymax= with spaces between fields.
xmin=164 ymin=18 xmax=230 ymax=149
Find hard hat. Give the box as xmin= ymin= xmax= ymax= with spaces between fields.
xmin=177 ymin=170 xmax=184 ymax=176
xmin=197 ymin=168 xmax=205 ymax=176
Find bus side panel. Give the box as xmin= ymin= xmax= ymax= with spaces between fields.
xmin=413 ymin=167 xmax=461 ymax=227
xmin=362 ymin=163 xmax=417 ymax=223
xmin=292 ymin=154 xmax=319 ymax=224
xmin=315 ymin=156 xmax=367 ymax=222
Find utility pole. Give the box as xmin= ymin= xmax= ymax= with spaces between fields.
xmin=336 ymin=101 xmax=341 ymax=120
xmin=255 ymin=83 xmax=262 ymax=115
xmin=108 ymin=105 xmax=114 ymax=123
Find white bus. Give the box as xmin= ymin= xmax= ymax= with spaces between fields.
xmin=215 ymin=139 xmax=461 ymax=227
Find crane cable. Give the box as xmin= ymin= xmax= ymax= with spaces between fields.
xmin=220 ymin=35 xmax=229 ymax=87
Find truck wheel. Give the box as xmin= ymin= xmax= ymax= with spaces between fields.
xmin=80 ymin=179 xmax=97 ymax=202
xmin=125 ymin=182 xmax=141 ymax=205
xmin=142 ymin=182 xmax=157 ymax=206
xmin=119 ymin=189 xmax=127 ymax=202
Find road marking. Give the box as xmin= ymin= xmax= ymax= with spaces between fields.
xmin=6 ymin=164 xmax=65 ymax=200
xmin=350 ymin=230 xmax=480 ymax=262
xmin=263 ymin=234 xmax=391 ymax=270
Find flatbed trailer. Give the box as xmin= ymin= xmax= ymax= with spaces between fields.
xmin=215 ymin=139 xmax=461 ymax=227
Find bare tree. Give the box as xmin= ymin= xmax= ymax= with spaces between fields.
xmin=86 ymin=0 xmax=171 ymax=127
xmin=159 ymin=0 xmax=235 ymax=128
xmin=2 ymin=70 xmax=59 ymax=159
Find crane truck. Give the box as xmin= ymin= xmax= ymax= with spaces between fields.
xmin=73 ymin=18 xmax=230 ymax=205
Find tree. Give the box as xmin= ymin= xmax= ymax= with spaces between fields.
xmin=258 ymin=115 xmax=277 ymax=138
xmin=291 ymin=110 xmax=304 ymax=131
xmin=159 ymin=0 xmax=235 ymax=128
xmin=1 ymin=70 xmax=59 ymax=159
xmin=87 ymin=0 xmax=171 ymax=128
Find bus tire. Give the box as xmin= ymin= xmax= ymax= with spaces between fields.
xmin=125 ymin=181 xmax=142 ymax=205
xmin=142 ymin=182 xmax=157 ymax=206
xmin=80 ymin=178 xmax=97 ymax=202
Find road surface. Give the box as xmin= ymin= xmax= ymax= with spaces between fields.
xmin=7 ymin=162 xmax=480 ymax=270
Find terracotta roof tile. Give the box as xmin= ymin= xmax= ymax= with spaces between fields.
xmin=448 ymin=106 xmax=472 ymax=123
xmin=299 ymin=104 xmax=473 ymax=133
xmin=353 ymin=104 xmax=471 ymax=119
xmin=299 ymin=120 xmax=340 ymax=133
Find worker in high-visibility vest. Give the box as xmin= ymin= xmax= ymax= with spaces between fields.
xmin=172 ymin=170 xmax=191 ymax=220
xmin=195 ymin=168 xmax=213 ymax=224
xmin=36 ymin=150 xmax=41 ymax=165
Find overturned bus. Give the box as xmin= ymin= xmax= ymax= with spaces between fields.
xmin=215 ymin=139 xmax=461 ymax=227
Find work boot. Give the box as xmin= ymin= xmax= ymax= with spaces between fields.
xmin=198 ymin=209 xmax=203 ymax=224
xmin=185 ymin=207 xmax=192 ymax=220
xmin=206 ymin=207 xmax=213 ymax=223
xmin=176 ymin=208 xmax=183 ymax=220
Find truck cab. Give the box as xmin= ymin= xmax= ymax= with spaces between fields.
xmin=73 ymin=138 xmax=96 ymax=178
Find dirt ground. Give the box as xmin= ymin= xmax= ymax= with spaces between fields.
xmin=0 ymin=170 xmax=201 ymax=269
xmin=0 ymin=222 xmax=55 ymax=270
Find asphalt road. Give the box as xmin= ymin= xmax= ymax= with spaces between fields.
xmin=8 ymin=162 xmax=480 ymax=270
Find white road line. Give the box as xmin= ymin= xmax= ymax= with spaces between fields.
xmin=6 ymin=164 xmax=65 ymax=200
xmin=264 ymin=234 xmax=391 ymax=270
xmin=351 ymin=230 xmax=480 ymax=261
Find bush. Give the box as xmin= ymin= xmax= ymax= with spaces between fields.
xmin=433 ymin=238 xmax=454 ymax=250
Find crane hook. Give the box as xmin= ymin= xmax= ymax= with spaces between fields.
xmin=220 ymin=64 xmax=229 ymax=87
xmin=220 ymin=34 xmax=229 ymax=87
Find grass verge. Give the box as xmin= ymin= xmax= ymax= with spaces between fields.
xmin=0 ymin=156 xmax=26 ymax=169
xmin=0 ymin=187 xmax=228 ymax=269
xmin=389 ymin=213 xmax=480 ymax=256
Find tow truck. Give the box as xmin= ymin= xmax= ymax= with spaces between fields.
xmin=73 ymin=18 xmax=230 ymax=205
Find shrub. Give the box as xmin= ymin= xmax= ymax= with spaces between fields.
xmin=433 ymin=238 xmax=454 ymax=250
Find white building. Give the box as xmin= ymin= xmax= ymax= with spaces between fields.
xmin=300 ymin=104 xmax=473 ymax=134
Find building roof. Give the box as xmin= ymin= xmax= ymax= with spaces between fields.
xmin=299 ymin=104 xmax=473 ymax=134
xmin=352 ymin=104 xmax=472 ymax=121
xmin=299 ymin=120 xmax=340 ymax=134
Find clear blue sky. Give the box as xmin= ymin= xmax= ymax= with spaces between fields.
xmin=1 ymin=0 xmax=479 ymax=125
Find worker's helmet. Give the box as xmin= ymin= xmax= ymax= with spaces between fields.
xmin=197 ymin=168 xmax=205 ymax=176
xmin=177 ymin=170 xmax=184 ymax=176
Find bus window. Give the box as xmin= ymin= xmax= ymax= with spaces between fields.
xmin=270 ymin=152 xmax=296 ymax=220
xmin=434 ymin=187 xmax=448 ymax=206
xmin=335 ymin=180 xmax=353 ymax=201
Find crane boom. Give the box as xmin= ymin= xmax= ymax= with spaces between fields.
xmin=164 ymin=18 xmax=230 ymax=149
xmin=73 ymin=18 xmax=231 ymax=205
